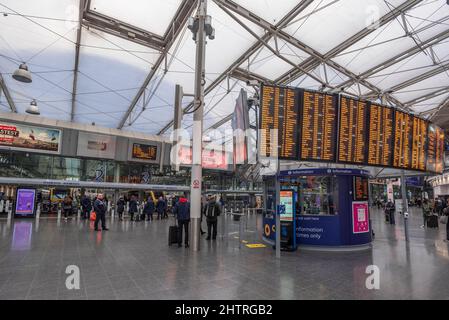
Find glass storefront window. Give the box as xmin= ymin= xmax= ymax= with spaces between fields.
xmin=297 ymin=176 xmax=338 ymax=216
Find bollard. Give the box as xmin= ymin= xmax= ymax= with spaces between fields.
xmin=36 ymin=203 xmax=41 ymax=219
xmin=57 ymin=205 xmax=62 ymax=220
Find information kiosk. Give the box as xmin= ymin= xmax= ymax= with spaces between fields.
xmin=263 ymin=168 xmax=372 ymax=250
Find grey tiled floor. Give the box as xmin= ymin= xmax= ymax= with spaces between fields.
xmin=0 ymin=207 xmax=449 ymax=300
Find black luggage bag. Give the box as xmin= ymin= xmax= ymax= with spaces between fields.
xmin=427 ymin=214 xmax=439 ymax=228
xmin=168 ymin=224 xmax=178 ymax=246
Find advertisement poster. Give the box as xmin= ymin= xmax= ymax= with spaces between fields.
xmin=15 ymin=188 xmax=36 ymax=217
xmin=352 ymin=201 xmax=369 ymax=234
xmin=177 ymin=145 xmax=228 ymax=170
xmin=0 ymin=122 xmax=61 ymax=154
xmin=132 ymin=143 xmax=158 ymax=161
xmin=280 ymin=190 xmax=294 ymax=222
xmin=77 ymin=132 xmax=116 ymax=159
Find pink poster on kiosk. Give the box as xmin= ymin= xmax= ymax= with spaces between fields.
xmin=352 ymin=201 xmax=369 ymax=234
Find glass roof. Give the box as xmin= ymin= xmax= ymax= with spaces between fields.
xmin=0 ymin=0 xmax=448 ymax=135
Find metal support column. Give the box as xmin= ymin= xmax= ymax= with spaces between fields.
xmin=190 ymin=0 xmax=208 ymax=252
xmin=275 ymin=159 xmax=281 ymax=259
xmin=401 ymin=171 xmax=410 ymax=242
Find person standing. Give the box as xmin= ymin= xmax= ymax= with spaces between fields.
xmin=156 ymin=196 xmax=166 ymax=220
xmin=116 ymin=196 xmax=125 ymax=221
xmin=81 ymin=194 xmax=92 ymax=220
xmin=62 ymin=195 xmax=73 ymax=221
xmin=385 ymin=199 xmax=395 ymax=225
xmin=173 ymin=195 xmax=190 ymax=248
xmin=94 ymin=193 xmax=108 ymax=231
xmin=422 ymin=198 xmax=431 ymax=228
xmin=204 ymin=195 xmax=221 ymax=240
xmin=129 ymin=195 xmax=138 ymax=221
xmin=143 ymin=196 xmax=155 ymax=221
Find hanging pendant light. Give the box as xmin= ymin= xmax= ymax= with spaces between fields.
xmin=26 ymin=99 xmax=40 ymax=115
xmin=12 ymin=63 xmax=32 ymax=83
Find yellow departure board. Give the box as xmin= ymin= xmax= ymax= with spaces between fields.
xmin=367 ymin=103 xmax=394 ymax=167
xmin=410 ymin=116 xmax=427 ymax=171
xmin=299 ymin=90 xmax=338 ymax=161
xmin=436 ymin=126 xmax=445 ymax=174
xmin=393 ymin=110 xmax=413 ymax=169
xmin=338 ymin=96 xmax=368 ymax=164
xmin=259 ymin=84 xmax=299 ymax=159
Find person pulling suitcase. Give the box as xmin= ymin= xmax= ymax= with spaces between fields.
xmin=172 ymin=195 xmax=190 ymax=248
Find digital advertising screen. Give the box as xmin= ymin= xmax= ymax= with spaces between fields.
xmin=299 ymin=90 xmax=338 ymax=162
xmin=338 ymin=96 xmax=369 ymax=164
xmin=132 ymin=143 xmax=158 ymax=161
xmin=367 ymin=103 xmax=394 ymax=167
xmin=393 ymin=110 xmax=413 ymax=169
xmin=259 ymin=84 xmax=299 ymax=160
xmin=177 ymin=145 xmax=228 ymax=170
xmin=232 ymin=89 xmax=249 ymax=166
xmin=279 ymin=190 xmax=294 ymax=222
xmin=0 ymin=122 xmax=61 ymax=154
xmin=15 ymin=188 xmax=36 ymax=217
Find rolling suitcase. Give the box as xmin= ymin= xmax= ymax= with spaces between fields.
xmin=427 ymin=215 xmax=439 ymax=228
xmin=168 ymin=220 xmax=178 ymax=246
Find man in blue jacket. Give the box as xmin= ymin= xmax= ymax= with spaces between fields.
xmin=94 ymin=193 xmax=108 ymax=231
xmin=143 ymin=196 xmax=155 ymax=221
xmin=173 ymin=196 xmax=190 ymax=248
xmin=156 ymin=196 xmax=166 ymax=220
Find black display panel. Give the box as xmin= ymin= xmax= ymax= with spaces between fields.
xmin=259 ymin=84 xmax=299 ymax=160
xmin=410 ymin=116 xmax=427 ymax=171
xmin=367 ymin=103 xmax=394 ymax=167
xmin=353 ymin=176 xmax=369 ymax=201
xmin=299 ymin=89 xmax=338 ymax=162
xmin=338 ymin=96 xmax=369 ymax=164
xmin=393 ymin=110 xmax=413 ymax=169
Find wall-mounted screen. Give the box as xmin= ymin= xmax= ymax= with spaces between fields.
xmin=0 ymin=122 xmax=61 ymax=154
xmin=132 ymin=143 xmax=158 ymax=161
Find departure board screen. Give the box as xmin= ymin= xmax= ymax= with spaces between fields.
xmin=428 ymin=124 xmax=445 ymax=173
xmin=338 ymin=96 xmax=369 ymax=164
xmin=393 ymin=110 xmax=413 ymax=169
xmin=410 ymin=116 xmax=427 ymax=171
xmin=299 ymin=90 xmax=338 ymax=162
xmin=259 ymin=84 xmax=299 ymax=159
xmin=353 ymin=176 xmax=369 ymax=201
xmin=367 ymin=103 xmax=394 ymax=167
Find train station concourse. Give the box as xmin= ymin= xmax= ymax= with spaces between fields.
xmin=1 ymin=0 xmax=449 ymax=305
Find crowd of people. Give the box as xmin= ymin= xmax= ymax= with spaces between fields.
xmin=377 ymin=196 xmax=449 ymax=241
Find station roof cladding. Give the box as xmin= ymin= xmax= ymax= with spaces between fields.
xmin=0 ymin=0 xmax=448 ymax=136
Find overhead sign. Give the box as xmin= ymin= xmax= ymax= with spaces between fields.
xmin=77 ymin=132 xmax=116 ymax=159
xmin=0 ymin=122 xmax=61 ymax=154
xmin=299 ymin=90 xmax=338 ymax=162
xmin=367 ymin=103 xmax=394 ymax=167
xmin=259 ymin=84 xmax=299 ymax=159
xmin=132 ymin=143 xmax=158 ymax=161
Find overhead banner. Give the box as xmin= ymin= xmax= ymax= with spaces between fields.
xmin=177 ymin=145 xmax=228 ymax=170
xmin=0 ymin=122 xmax=61 ymax=154
xmin=77 ymin=132 xmax=116 ymax=159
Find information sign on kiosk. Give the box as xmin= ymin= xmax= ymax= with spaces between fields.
xmin=278 ymin=190 xmax=297 ymax=251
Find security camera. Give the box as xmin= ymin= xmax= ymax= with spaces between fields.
xmin=246 ymin=79 xmax=260 ymax=87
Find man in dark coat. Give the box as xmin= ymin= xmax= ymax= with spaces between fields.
xmin=116 ymin=196 xmax=125 ymax=221
xmin=203 ymin=195 xmax=221 ymax=240
xmin=81 ymin=194 xmax=92 ymax=219
xmin=128 ymin=195 xmax=138 ymax=221
xmin=94 ymin=193 xmax=108 ymax=231
xmin=173 ymin=196 xmax=190 ymax=248
xmin=143 ymin=196 xmax=155 ymax=221
xmin=156 ymin=196 xmax=166 ymax=220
